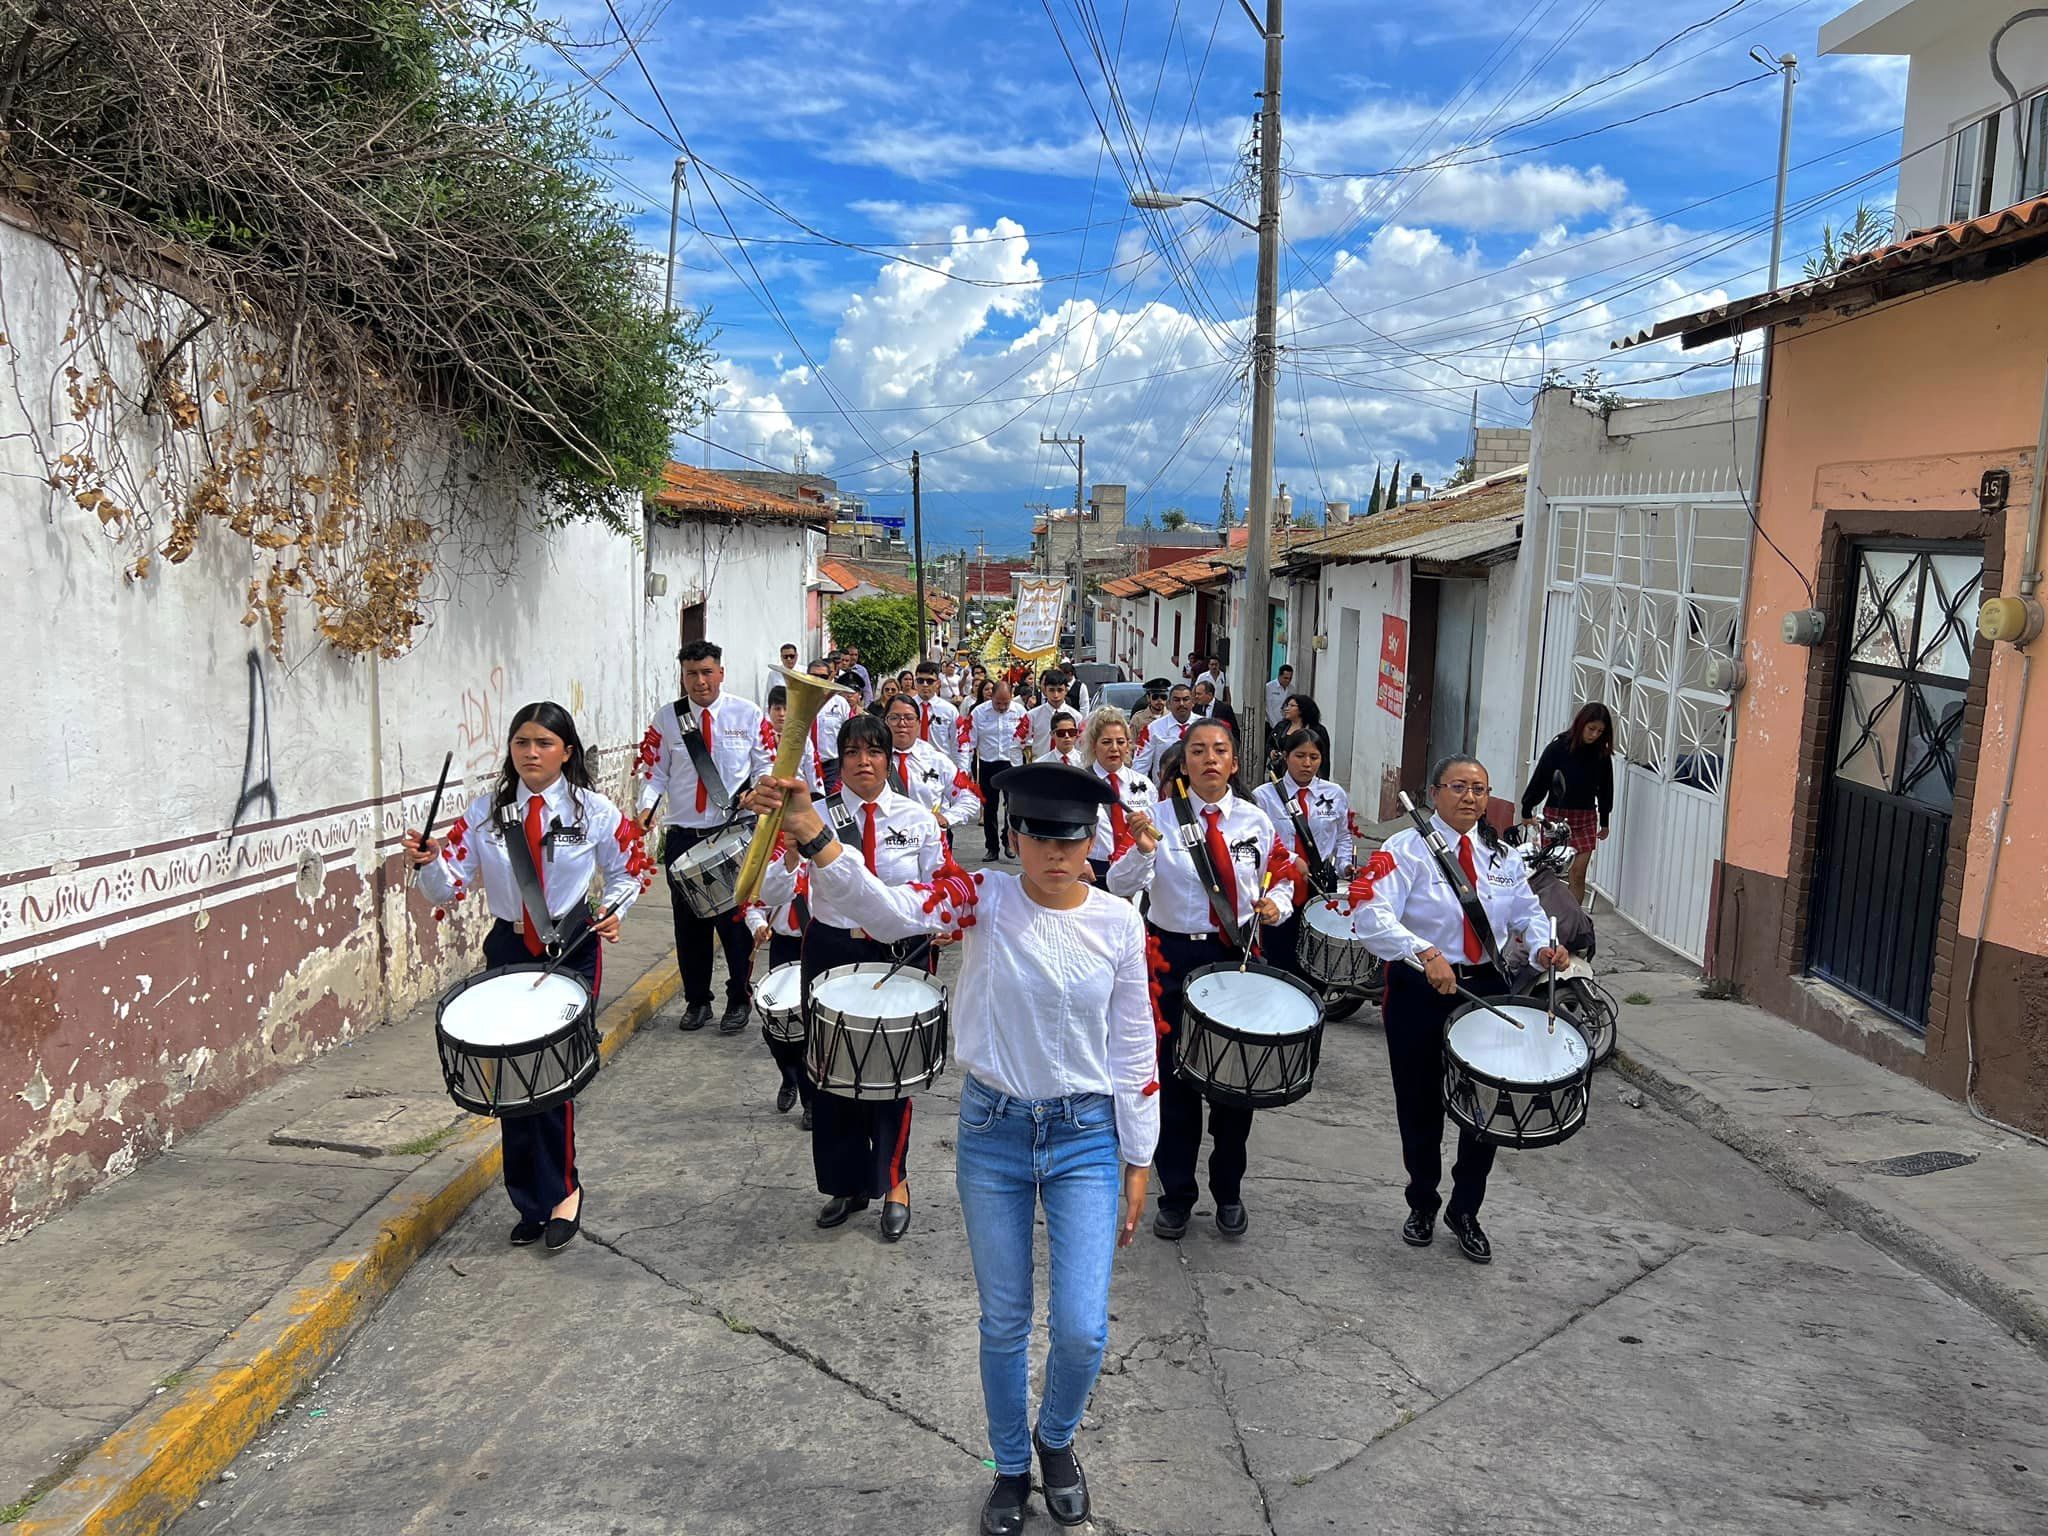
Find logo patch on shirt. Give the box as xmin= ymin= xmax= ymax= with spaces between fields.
xmin=882 ymin=827 xmax=917 ymax=849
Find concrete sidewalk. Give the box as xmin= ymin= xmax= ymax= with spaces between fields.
xmin=1607 ymin=956 xmax=2048 ymax=1354
xmin=1 ymin=882 xmax=682 ymax=1531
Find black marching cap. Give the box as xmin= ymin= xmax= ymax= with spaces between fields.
xmin=1143 ymin=676 xmax=1172 ymax=695
xmin=1002 ymin=761 xmax=1115 ymax=842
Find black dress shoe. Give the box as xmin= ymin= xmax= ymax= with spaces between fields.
xmin=1401 ymin=1210 xmax=1434 ymax=1247
xmin=509 ymin=1218 xmax=545 ymax=1247
xmin=816 ymin=1196 xmax=871 ymax=1229
xmin=678 ymin=1001 xmax=712 ymax=1032
xmin=1446 ymin=1212 xmax=1492 ymax=1264
xmin=717 ymin=998 xmax=751 ymax=1035
xmin=1034 ymin=1434 xmax=1090 ymax=1527
xmin=542 ymin=1203 xmax=582 ymax=1254
xmin=1215 ymin=1202 xmax=1248 ymax=1239
xmin=979 ymin=1472 xmax=1032 ymax=1536
xmin=880 ymin=1200 xmax=911 ymax=1242
xmin=1152 ymin=1207 xmax=1190 ymax=1241
xmin=799 ymin=1105 xmax=814 ymax=1132
xmin=775 ymin=1079 xmax=799 ymax=1114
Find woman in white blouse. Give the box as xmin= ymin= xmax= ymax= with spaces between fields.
xmin=759 ymin=761 xmax=1156 ymax=1536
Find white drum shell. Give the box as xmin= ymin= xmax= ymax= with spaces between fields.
xmin=434 ymin=964 xmax=599 ymax=1120
xmin=805 ymin=963 xmax=949 ymax=1100
xmin=668 ymin=824 xmax=752 ymax=919
xmin=754 ymin=962 xmax=806 ymax=1043
xmin=1176 ymin=961 xmax=1325 ymax=1108
xmin=1296 ymin=900 xmax=1378 ymax=990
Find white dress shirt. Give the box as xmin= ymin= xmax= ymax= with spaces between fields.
xmin=969 ymin=701 xmax=1030 ymax=767
xmin=1088 ymin=762 xmax=1155 ymax=861
xmin=1026 ymin=698 xmax=1081 ymax=757
xmin=938 ymin=665 xmax=965 ymax=702
xmin=1133 ymin=712 xmax=1191 ymax=781
xmin=1351 ymin=815 xmax=1550 ymax=964
xmin=809 ymin=691 xmax=855 ymax=762
xmin=743 ymin=847 xmax=807 ymax=940
xmin=915 ymin=694 xmax=961 ymax=764
xmin=802 ymin=787 xmax=944 ymax=930
xmin=1254 ymin=775 xmax=1355 ymax=874
xmin=1107 ymin=789 xmax=1296 ymax=934
xmin=1198 ymin=667 xmax=1229 ymax=703
xmin=889 ymin=738 xmax=982 ymax=827
xmin=636 ymin=691 xmax=773 ymax=829
xmin=808 ymin=860 xmax=1160 ymax=1165
xmin=420 ymin=778 xmax=649 ymax=923
xmin=1264 ymin=679 xmax=1289 ymax=725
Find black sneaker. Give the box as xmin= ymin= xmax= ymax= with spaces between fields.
xmin=1033 ymin=1434 xmax=1090 ymax=1527
xmin=1445 ymin=1212 xmax=1491 ymax=1264
xmin=775 ymin=1079 xmax=799 ymax=1114
xmin=979 ymin=1472 xmax=1032 ymax=1536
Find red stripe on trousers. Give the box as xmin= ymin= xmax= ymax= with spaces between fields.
xmin=888 ymin=1098 xmax=913 ymax=1186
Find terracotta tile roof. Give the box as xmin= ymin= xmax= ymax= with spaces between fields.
xmin=1616 ymin=195 xmax=2048 ymax=351
xmin=819 ymin=557 xmax=956 ymax=618
xmin=649 ymin=462 xmax=826 ymax=524
xmin=1279 ymin=472 xmax=1526 ymax=568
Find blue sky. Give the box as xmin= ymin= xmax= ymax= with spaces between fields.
xmin=550 ymin=1 xmax=1909 ymax=553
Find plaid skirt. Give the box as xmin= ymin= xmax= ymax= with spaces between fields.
xmin=1553 ymin=807 xmax=1602 ymax=854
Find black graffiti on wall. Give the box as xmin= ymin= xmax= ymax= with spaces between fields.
xmin=227 ymin=649 xmax=277 ymax=843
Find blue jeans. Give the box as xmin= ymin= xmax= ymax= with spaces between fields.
xmin=954 ymin=1074 xmax=1122 ymax=1476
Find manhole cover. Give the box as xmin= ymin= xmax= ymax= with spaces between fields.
xmin=1864 ymin=1150 xmax=1978 ymax=1177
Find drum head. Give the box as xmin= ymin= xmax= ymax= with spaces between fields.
xmin=1445 ymin=1001 xmax=1589 ymax=1086
xmin=755 ymin=961 xmax=804 ymax=1014
xmin=812 ymin=969 xmax=945 ymax=1017
xmin=440 ymin=969 xmax=591 ymax=1048
xmin=1185 ymin=967 xmax=1321 ymax=1038
xmin=1301 ymin=899 xmax=1356 ymax=938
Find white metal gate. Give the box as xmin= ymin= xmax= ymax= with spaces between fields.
xmin=1535 ymin=475 xmax=1749 ymax=961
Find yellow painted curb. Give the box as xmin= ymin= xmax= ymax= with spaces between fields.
xmin=16 ymin=958 xmax=682 ymax=1536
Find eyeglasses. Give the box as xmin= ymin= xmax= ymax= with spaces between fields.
xmin=1436 ymin=780 xmax=1491 ymax=798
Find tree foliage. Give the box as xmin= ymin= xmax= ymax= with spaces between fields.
xmin=1161 ymin=508 xmax=1189 ymax=530
xmin=1803 ymin=204 xmax=1895 ymax=281
xmin=828 ymin=595 xmax=921 ymax=677
xmin=0 ymin=0 xmax=716 ymax=529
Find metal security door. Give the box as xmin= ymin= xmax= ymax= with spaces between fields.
xmin=1427 ymin=579 xmax=1487 ymax=772
xmin=1807 ymin=544 xmax=1981 ymax=1029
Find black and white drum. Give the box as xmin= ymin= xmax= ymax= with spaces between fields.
xmin=668 ymin=823 xmax=752 ymax=919
xmin=435 ymin=964 xmax=599 ymax=1119
xmin=1441 ymin=997 xmax=1592 ymax=1149
xmin=1296 ymin=899 xmax=1383 ymax=993
xmin=754 ymin=961 xmax=806 ymax=1044
xmin=805 ymin=963 xmax=949 ymax=1101
xmin=1176 ymin=962 xmax=1325 ymax=1109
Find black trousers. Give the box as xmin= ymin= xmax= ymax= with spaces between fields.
xmin=1150 ymin=927 xmax=1254 ymax=1216
xmin=802 ymin=921 xmax=923 ymax=1199
xmin=763 ymin=931 xmax=813 ymax=1110
xmin=481 ymin=920 xmax=598 ymax=1224
xmin=1383 ymin=959 xmax=1500 ymax=1222
xmin=977 ymin=760 xmax=1012 ymax=856
xmin=1262 ymin=912 xmax=1302 ymax=979
xmin=663 ymin=824 xmax=754 ymax=1009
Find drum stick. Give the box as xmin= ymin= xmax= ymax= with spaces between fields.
xmin=1546 ymin=918 xmax=1559 ymax=1034
xmin=1242 ymin=870 xmax=1276 ymax=973
xmin=869 ymin=948 xmax=922 ymax=991
xmin=412 ymin=751 xmax=454 ymax=870
xmin=1398 ymin=956 xmax=1528 ymax=1030
xmin=527 ymin=895 xmax=632 ymax=989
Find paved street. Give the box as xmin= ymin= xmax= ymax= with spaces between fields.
xmin=170 ymin=863 xmax=2048 ymax=1536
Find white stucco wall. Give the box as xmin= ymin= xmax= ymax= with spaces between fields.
xmin=646 ymin=517 xmax=820 ymax=709
xmin=1320 ymin=562 xmax=1407 ymax=820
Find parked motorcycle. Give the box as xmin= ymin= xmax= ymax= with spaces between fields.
xmin=1501 ymin=812 xmax=1618 ymax=1067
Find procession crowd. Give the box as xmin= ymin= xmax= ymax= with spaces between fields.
xmin=398 ymin=631 xmax=1592 ymax=1535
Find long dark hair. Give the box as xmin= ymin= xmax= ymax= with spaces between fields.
xmin=1284 ymin=693 xmax=1322 ymax=734
xmin=491 ymin=701 xmax=594 ymax=825
xmin=1561 ymin=701 xmax=1615 ymax=757
xmin=1429 ymin=752 xmax=1500 ymax=852
xmin=1180 ymin=717 xmax=1250 ymax=801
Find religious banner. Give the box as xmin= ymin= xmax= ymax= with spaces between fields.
xmin=1011 ymin=578 xmax=1067 ymax=661
xmin=1376 ymin=614 xmax=1408 ymax=718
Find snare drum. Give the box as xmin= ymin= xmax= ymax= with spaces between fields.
xmin=805 ymin=963 xmax=949 ymax=1101
xmin=754 ymin=961 xmax=806 ymax=1044
xmin=1296 ymin=899 xmax=1382 ymax=992
xmin=1176 ymin=962 xmax=1325 ymax=1109
xmin=667 ymin=824 xmax=752 ymax=919
xmin=435 ymin=964 xmax=599 ymax=1119
xmin=1441 ymin=997 xmax=1592 ymax=1149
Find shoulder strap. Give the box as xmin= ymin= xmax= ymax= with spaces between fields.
xmin=500 ymin=804 xmax=564 ymax=951
xmin=1400 ymin=804 xmax=1504 ymax=971
xmin=1169 ymin=782 xmax=1244 ymax=949
xmin=676 ymin=699 xmax=733 ymax=813
xmin=1275 ymin=780 xmax=1332 ymax=890
xmin=824 ymin=792 xmax=862 ymax=849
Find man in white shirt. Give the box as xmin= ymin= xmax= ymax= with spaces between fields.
xmin=1265 ymin=665 xmax=1293 ymax=736
xmin=1195 ymin=655 xmax=1230 ymax=707
xmin=1026 ymin=669 xmax=1081 ymax=758
xmin=968 ymin=677 xmax=1030 ymax=859
xmin=913 ymin=662 xmax=961 ymax=765
xmin=1135 ymin=683 xmax=1197 ymax=781
xmin=804 ymin=656 xmax=855 ymax=793
xmin=636 ymin=640 xmax=774 ymax=1033
xmin=841 ymin=644 xmax=875 ymax=704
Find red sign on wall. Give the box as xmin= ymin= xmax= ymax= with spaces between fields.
xmin=1376 ymin=614 xmax=1408 ymax=718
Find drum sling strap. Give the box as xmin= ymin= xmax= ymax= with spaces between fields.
xmin=1400 ymin=801 xmax=1506 ymax=974
xmin=1169 ymin=781 xmax=1244 ymax=951
xmin=501 ymin=809 xmax=588 ymax=958
xmin=676 ymin=698 xmax=734 ymax=815
xmin=1275 ymin=779 xmax=1334 ymax=895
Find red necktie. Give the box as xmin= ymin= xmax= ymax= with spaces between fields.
xmin=919 ymin=704 xmax=931 ymax=741
xmin=694 ymin=705 xmax=712 ymax=813
xmin=1203 ymin=805 xmax=1239 ymax=940
xmin=1298 ymin=786 xmax=1311 ymax=819
xmin=1457 ymin=833 xmax=1483 ymax=962
xmin=520 ymin=794 xmax=548 ymax=956
xmin=862 ymin=802 xmax=878 ymax=874
xmin=897 ymin=752 xmax=911 ymax=788
xmin=1108 ymin=774 xmax=1128 ymax=844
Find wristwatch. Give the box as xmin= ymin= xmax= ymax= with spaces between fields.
xmin=796 ymin=826 xmax=836 ymax=860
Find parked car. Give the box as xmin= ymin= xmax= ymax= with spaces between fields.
xmin=1095 ymin=681 xmax=1149 ymax=720
xmin=1071 ymin=661 xmax=1123 ymax=692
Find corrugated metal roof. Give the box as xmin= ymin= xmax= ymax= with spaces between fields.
xmin=1616 ymin=194 xmax=2048 ymax=351
xmin=1279 ymin=472 xmax=1526 ymax=568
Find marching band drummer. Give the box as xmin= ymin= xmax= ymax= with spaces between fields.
xmin=1349 ymin=754 xmax=1569 ymax=1265
xmin=745 ymin=711 xmax=946 ymax=1242
xmin=741 ymin=843 xmax=815 ymax=1130
xmin=1108 ymin=718 xmax=1297 ymax=1243
xmin=881 ymin=693 xmax=983 ymax=834
xmin=756 ymin=762 xmax=1156 ymax=1536
xmin=406 ymin=702 xmax=653 ymax=1252
xmin=636 ymin=640 xmax=773 ymax=1036
xmin=1252 ymin=728 xmax=1356 ymax=976
xmin=1079 ymin=707 xmax=1154 ymax=889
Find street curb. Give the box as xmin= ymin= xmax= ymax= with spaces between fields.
xmin=1611 ymin=1043 xmax=2048 ymax=1359
xmin=16 ymin=957 xmax=682 ymax=1536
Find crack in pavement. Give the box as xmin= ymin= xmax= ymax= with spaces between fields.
xmin=1178 ymin=1253 xmax=1278 ymax=1536
xmin=578 ymin=1225 xmax=987 ymax=1467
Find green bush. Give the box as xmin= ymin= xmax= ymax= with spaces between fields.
xmin=828 ymin=596 xmax=921 ymax=677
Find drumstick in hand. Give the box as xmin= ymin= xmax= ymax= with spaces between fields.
xmin=528 ymin=895 xmax=632 ymax=990
xmin=411 ymin=752 xmax=454 ymax=873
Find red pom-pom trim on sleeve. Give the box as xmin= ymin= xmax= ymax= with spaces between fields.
xmin=634 ymin=724 xmax=663 ymax=782
xmin=613 ymin=814 xmax=657 ymax=891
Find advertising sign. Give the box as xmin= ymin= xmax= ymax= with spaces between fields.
xmin=1376 ymin=614 xmax=1408 ymax=718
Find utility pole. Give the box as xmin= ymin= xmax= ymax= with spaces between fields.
xmin=664 ymin=155 xmax=686 ymax=316
xmin=1239 ymin=0 xmax=1284 ymax=757
xmin=911 ymin=452 xmax=929 ymax=663
xmin=1765 ymin=53 xmax=1798 ymax=290
xmin=1041 ymin=433 xmax=1086 ymax=651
